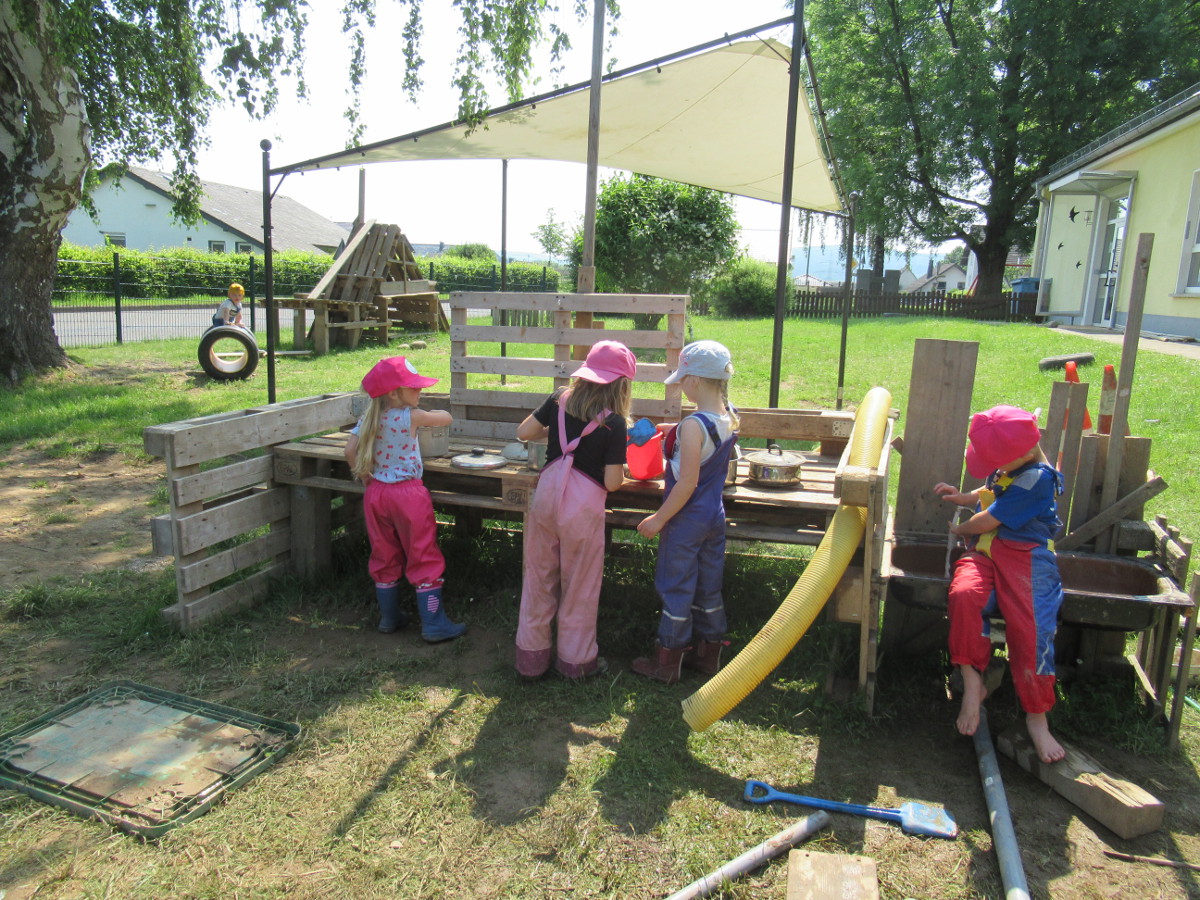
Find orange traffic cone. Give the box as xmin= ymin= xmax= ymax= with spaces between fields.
xmin=1063 ymin=360 xmax=1092 ymax=430
xmin=1097 ymin=364 xmax=1117 ymax=435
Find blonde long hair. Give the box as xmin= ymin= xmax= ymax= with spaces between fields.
xmin=564 ymin=377 xmax=633 ymax=425
xmin=693 ymin=375 xmax=740 ymax=431
xmin=351 ymin=395 xmax=388 ymax=480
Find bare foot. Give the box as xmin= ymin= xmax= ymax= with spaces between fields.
xmin=955 ymin=666 xmax=987 ymax=736
xmin=1026 ymin=712 xmax=1065 ymax=763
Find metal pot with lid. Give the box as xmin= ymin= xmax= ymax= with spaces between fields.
xmin=743 ymin=444 xmax=804 ymax=487
xmin=449 ymin=447 xmax=508 ymax=470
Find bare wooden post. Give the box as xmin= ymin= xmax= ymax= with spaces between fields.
xmin=1100 ymin=233 xmax=1152 ymax=552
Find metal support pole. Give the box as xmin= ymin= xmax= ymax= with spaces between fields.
xmin=577 ymin=0 xmax=605 ymax=294
xmin=836 ymin=191 xmax=859 ymax=410
xmin=260 ymin=139 xmax=278 ymax=405
xmin=768 ymin=0 xmax=806 ymax=409
xmin=112 ymin=251 xmax=123 ymax=345
xmin=500 ymin=159 xmax=509 ymax=383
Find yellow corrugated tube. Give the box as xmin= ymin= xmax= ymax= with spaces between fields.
xmin=681 ymin=386 xmax=893 ymax=731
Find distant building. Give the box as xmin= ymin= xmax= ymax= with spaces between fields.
xmin=905 ymin=261 xmax=968 ymax=293
xmin=62 ymin=166 xmax=348 ymax=254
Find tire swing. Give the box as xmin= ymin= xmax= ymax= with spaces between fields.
xmin=198 ymin=325 xmax=260 ymax=381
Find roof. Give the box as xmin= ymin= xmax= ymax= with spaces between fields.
xmin=125 ymin=167 xmax=348 ymax=253
xmin=1040 ymin=81 xmax=1200 ymax=185
xmin=273 ymin=33 xmax=842 ymax=214
xmin=906 ymin=260 xmax=966 ymax=293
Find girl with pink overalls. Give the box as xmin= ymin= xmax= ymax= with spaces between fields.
xmin=344 ymin=356 xmax=466 ymax=643
xmin=514 ymin=340 xmax=635 ymax=680
xmin=633 ymin=341 xmax=738 ymax=683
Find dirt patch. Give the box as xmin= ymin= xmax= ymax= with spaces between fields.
xmin=0 ymin=448 xmax=171 ymax=592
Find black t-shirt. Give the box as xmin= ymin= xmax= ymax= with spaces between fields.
xmin=533 ymin=389 xmax=628 ymax=487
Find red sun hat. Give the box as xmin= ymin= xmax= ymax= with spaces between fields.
xmin=965 ymin=405 xmax=1042 ymax=479
xmin=573 ymin=340 xmax=637 ymax=384
xmin=361 ymin=356 xmax=439 ymax=398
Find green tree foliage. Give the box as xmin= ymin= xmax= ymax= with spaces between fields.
xmin=445 ymin=243 xmax=497 ymax=261
xmin=700 ymin=256 xmax=779 ymax=318
xmin=532 ymin=209 xmax=572 ymax=261
xmin=0 ymin=0 xmax=617 ymax=383
xmin=807 ymin=0 xmax=1200 ymax=294
xmin=581 ymin=174 xmax=738 ymax=326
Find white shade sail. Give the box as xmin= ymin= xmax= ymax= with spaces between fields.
xmin=276 ymin=37 xmax=842 ymax=214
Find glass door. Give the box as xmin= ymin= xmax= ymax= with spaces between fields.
xmin=1093 ymin=198 xmax=1127 ymax=326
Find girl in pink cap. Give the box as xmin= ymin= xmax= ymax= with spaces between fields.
xmin=344 ymin=356 xmax=466 ymax=642
xmin=514 ymin=340 xmax=635 ymax=679
xmin=934 ymin=404 xmax=1065 ymax=764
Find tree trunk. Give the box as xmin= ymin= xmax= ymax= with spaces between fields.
xmin=973 ymin=234 xmax=1012 ymax=296
xmin=1 ymin=4 xmax=90 ymax=384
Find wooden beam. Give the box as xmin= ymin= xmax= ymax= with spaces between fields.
xmin=786 ymin=850 xmax=878 ymax=900
xmin=1056 ymin=476 xmax=1167 ymax=551
xmin=996 ymin=726 xmax=1164 ymax=839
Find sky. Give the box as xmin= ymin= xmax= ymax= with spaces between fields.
xmin=194 ymin=0 xmax=832 ymax=261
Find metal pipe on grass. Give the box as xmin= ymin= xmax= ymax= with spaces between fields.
xmin=972 ymin=708 xmax=1030 ymax=900
xmin=665 ymin=810 xmax=830 ymax=900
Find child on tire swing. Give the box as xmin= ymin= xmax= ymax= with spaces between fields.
xmin=934 ymin=405 xmax=1066 ymax=764
xmin=212 ymin=283 xmax=245 ymax=327
xmin=632 ymin=340 xmax=739 ymax=683
xmin=344 ymin=356 xmax=466 ymax=642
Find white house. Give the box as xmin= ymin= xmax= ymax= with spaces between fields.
xmin=905 ymin=260 xmax=968 ymax=293
xmin=62 ymin=167 xmax=348 ymax=254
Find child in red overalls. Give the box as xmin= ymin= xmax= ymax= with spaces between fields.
xmin=935 ymin=405 xmax=1065 ymax=764
xmin=633 ymin=341 xmax=738 ymax=683
xmin=345 ymin=356 xmax=466 ymax=642
xmin=514 ymin=340 xmax=635 ymax=679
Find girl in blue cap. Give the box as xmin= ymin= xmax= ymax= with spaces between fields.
xmin=633 ymin=340 xmax=739 ymax=683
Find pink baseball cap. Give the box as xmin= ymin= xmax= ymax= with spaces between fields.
xmin=573 ymin=340 xmax=637 ymax=384
xmin=361 ymin=356 xmax=439 ymax=397
xmin=965 ymin=405 xmax=1042 ymax=479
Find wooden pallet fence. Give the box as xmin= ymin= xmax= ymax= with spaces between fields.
xmin=448 ymin=291 xmax=688 ymax=442
xmin=144 ymin=392 xmax=364 ymax=631
xmin=790 ymin=289 xmax=1038 ymax=322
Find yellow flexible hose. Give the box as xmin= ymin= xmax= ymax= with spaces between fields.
xmin=681 ymin=386 xmax=893 ymax=731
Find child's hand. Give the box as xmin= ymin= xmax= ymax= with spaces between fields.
xmin=934 ymin=482 xmax=972 ymax=506
xmin=637 ymin=513 xmax=664 ymax=539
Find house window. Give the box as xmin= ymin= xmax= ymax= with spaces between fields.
xmin=235 ymin=242 xmax=253 ymax=253
xmin=102 ymin=232 xmax=126 ymax=248
xmin=208 ymin=240 xmax=226 ymax=253
xmin=1180 ymin=170 xmax=1200 ymax=294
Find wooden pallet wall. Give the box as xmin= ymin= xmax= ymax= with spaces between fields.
xmin=448 ymin=292 xmax=689 ymax=441
xmin=144 ymin=393 xmax=364 ymax=631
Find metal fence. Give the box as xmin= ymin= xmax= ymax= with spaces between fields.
xmin=53 ymin=254 xmax=563 ymax=349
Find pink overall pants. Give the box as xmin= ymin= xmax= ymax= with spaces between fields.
xmin=363 ymin=479 xmax=445 ymax=589
xmin=516 ymin=411 xmax=608 ymax=678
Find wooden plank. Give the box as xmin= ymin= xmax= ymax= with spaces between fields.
xmin=449 ymin=324 xmax=682 ymax=349
xmin=171 ymin=455 xmax=275 ymax=507
xmin=449 ymin=291 xmax=689 ymax=315
xmin=173 ymin=563 xmax=288 ymax=632
xmin=146 ymin=394 xmax=358 ymax=467
xmin=1069 ymin=433 xmax=1102 ymax=533
xmin=1167 ymin=578 xmax=1198 ymax=749
xmin=733 ymin=408 xmax=856 ymax=443
xmin=451 ymin=355 xmax=671 ymax=382
xmin=179 ymin=527 xmax=292 ymax=593
xmin=996 ymin=726 xmax=1165 ymax=839
xmin=307 ymin=219 xmax=375 ymax=300
xmin=786 ymin=850 xmax=878 ymax=900
xmin=379 ymin=280 xmax=435 ymax=294
xmin=446 ymin=388 xmax=677 ymax=420
xmin=1056 ymin=476 xmax=1167 ymax=551
xmin=893 ymin=339 xmax=978 ymax=535
xmin=151 ymin=513 xmax=173 ymax=556
xmin=174 ymin=487 xmax=291 ymax=557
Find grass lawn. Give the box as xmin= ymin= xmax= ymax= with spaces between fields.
xmin=1 ymin=315 xmax=1197 ymax=900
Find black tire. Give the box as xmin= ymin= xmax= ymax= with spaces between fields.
xmin=199 ymin=325 xmax=259 ymax=380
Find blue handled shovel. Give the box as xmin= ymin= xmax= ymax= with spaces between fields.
xmin=744 ymin=779 xmax=958 ymax=839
